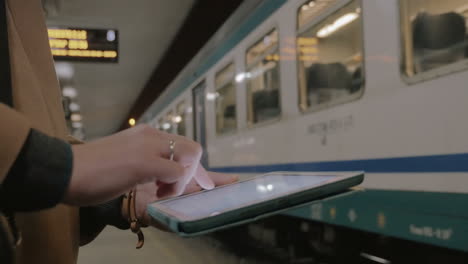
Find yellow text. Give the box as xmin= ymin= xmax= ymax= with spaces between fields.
xmin=48 ymin=29 xmax=87 ymax=40
xmin=52 ymin=49 xmax=118 ymax=59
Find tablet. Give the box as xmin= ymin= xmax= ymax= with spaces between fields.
xmin=148 ymin=171 xmax=364 ymax=236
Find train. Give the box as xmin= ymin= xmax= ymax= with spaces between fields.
xmin=139 ymin=0 xmax=468 ymax=262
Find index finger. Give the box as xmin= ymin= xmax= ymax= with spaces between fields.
xmin=193 ymin=163 xmax=215 ymax=190
xmin=206 ymin=171 xmax=239 ymax=186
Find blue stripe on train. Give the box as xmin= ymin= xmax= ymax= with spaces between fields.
xmin=209 ymin=153 xmax=468 ymax=173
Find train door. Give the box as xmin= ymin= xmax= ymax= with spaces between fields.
xmin=192 ymin=81 xmax=208 ymax=167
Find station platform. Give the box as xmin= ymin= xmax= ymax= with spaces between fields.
xmin=78 ymin=226 xmax=271 ymax=264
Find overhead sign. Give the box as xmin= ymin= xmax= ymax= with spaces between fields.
xmin=48 ymin=27 xmax=119 ymax=63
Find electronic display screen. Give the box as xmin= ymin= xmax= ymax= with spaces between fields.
xmin=158 ymin=174 xmax=340 ymax=220
xmin=48 ymin=27 xmax=119 ymax=63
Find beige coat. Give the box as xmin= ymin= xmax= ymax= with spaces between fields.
xmin=1 ymin=0 xmax=80 ymax=263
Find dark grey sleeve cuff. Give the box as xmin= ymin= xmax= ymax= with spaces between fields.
xmin=79 ymin=196 xmax=130 ymax=245
xmin=0 ymin=129 xmax=73 ymax=212
xmin=80 ymin=195 xmax=130 ymax=231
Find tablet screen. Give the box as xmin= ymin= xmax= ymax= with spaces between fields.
xmin=159 ymin=174 xmax=340 ymax=220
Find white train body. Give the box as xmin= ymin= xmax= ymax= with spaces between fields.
xmin=142 ymin=0 xmax=468 ymax=194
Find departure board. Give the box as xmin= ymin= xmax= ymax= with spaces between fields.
xmin=48 ymin=27 xmax=119 ymax=63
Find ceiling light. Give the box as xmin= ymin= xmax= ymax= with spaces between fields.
xmin=71 ymin=113 xmax=82 ymax=122
xmin=235 ymin=72 xmax=246 ymax=83
xmin=69 ymin=102 xmax=80 ymax=112
xmin=107 ymin=30 xmax=116 ymax=42
xmin=172 ymin=115 xmax=182 ymax=123
xmin=317 ymin=12 xmax=359 ymax=38
xmin=206 ymin=92 xmax=218 ymax=101
xmin=129 ymin=118 xmax=136 ymax=126
xmin=72 ymin=122 xmax=83 ymax=129
xmin=62 ymin=86 xmax=77 ymax=98
xmin=162 ymin=123 xmax=171 ymax=130
xmin=55 ymin=62 xmax=75 ymax=79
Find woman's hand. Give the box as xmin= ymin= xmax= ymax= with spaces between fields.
xmin=134 ymin=165 xmax=238 ymax=228
xmin=64 ymin=125 xmax=211 ymax=206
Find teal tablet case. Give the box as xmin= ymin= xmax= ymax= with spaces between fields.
xmin=147 ymin=172 xmax=364 ymax=237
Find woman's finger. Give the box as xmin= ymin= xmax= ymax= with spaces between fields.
xmin=156 ymin=165 xmax=201 ymax=198
xmin=207 ymin=171 xmax=239 ymax=186
xmin=173 ymin=157 xmax=200 ymax=196
xmin=151 ymin=131 xmax=204 ymax=196
xmin=183 ymin=178 xmax=203 ymax=194
xmin=194 ymin=164 xmax=215 ymax=190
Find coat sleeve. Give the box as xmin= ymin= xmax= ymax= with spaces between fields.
xmin=0 ymin=104 xmax=31 ymax=184
xmin=0 ymin=125 xmax=73 ymax=212
xmin=79 ymin=196 xmax=130 ymax=246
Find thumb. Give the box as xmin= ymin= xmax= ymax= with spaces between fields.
xmin=194 ymin=164 xmax=215 ymax=190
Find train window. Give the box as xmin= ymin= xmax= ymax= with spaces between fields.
xmin=297 ymin=0 xmax=364 ymax=112
xmin=215 ymin=63 xmax=237 ymax=135
xmin=245 ymin=29 xmax=281 ymax=125
xmin=157 ymin=118 xmax=165 ymax=131
xmin=159 ymin=113 xmax=173 ymax=133
xmin=151 ymin=118 xmax=159 ymax=129
xmin=298 ymin=0 xmax=338 ymax=29
xmin=166 ymin=111 xmax=175 ymax=133
xmin=400 ymin=0 xmax=468 ymax=78
xmin=175 ymin=101 xmax=187 ymax=136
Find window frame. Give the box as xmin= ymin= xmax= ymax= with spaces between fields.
xmin=215 ymin=61 xmax=236 ymax=89
xmin=296 ymin=0 xmax=366 ymax=115
xmin=166 ymin=111 xmax=175 ymax=134
xmin=158 ymin=111 xmax=174 ymax=133
xmin=244 ymin=27 xmax=283 ymax=128
xmin=398 ymin=0 xmax=468 ymax=85
xmin=214 ymin=60 xmax=238 ymax=137
xmin=175 ymin=100 xmax=187 ymax=137
xmin=157 ymin=117 xmax=165 ymax=131
xmin=150 ymin=118 xmax=159 ymax=129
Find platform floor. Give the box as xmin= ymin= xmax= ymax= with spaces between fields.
xmin=78 ymin=226 xmax=266 ymax=264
